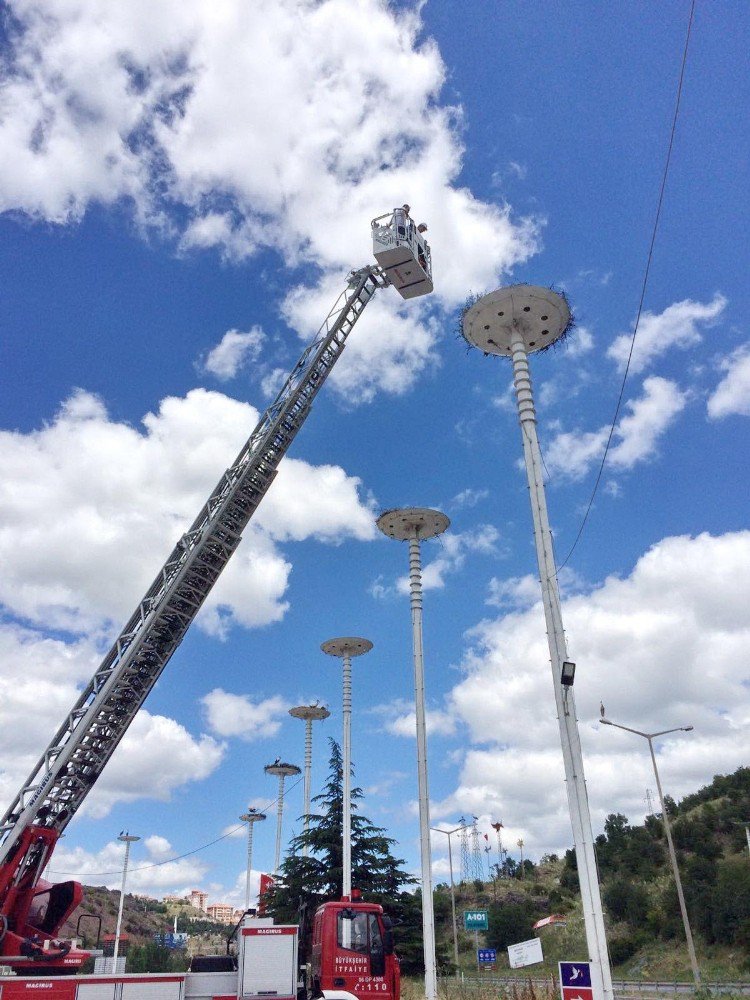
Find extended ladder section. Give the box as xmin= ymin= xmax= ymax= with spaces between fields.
xmin=0 ymin=265 xmax=387 ymax=877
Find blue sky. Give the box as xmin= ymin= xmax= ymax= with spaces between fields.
xmin=1 ymin=0 xmax=748 ymax=907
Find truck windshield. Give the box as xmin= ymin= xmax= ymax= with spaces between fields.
xmin=337 ymin=912 xmax=383 ymax=957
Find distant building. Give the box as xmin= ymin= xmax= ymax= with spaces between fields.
xmin=188 ymin=889 xmax=209 ymax=912
xmin=163 ymin=894 xmax=188 ymax=904
xmin=206 ymin=903 xmax=233 ymax=924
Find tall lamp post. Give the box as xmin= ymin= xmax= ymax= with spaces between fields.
xmin=239 ymin=808 xmax=266 ymax=909
xmin=289 ymin=704 xmax=331 ymax=857
xmin=321 ymin=637 xmax=372 ymax=898
xmin=462 ymin=286 xmax=612 ymax=1000
xmin=601 ymin=717 xmax=700 ymax=985
xmin=377 ymin=506 xmax=449 ymax=1000
xmin=113 ymin=832 xmax=139 ymax=971
xmin=264 ymin=760 xmax=301 ymax=874
xmin=430 ymin=823 xmax=468 ymax=977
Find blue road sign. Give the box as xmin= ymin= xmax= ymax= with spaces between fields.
xmin=559 ymin=962 xmax=592 ymax=988
xmin=478 ymin=948 xmax=497 ymax=964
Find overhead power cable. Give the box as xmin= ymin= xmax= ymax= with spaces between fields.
xmin=49 ymin=775 xmax=303 ymax=879
xmin=557 ymin=0 xmax=696 ymax=571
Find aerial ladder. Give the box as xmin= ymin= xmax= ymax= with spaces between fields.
xmin=0 ymin=207 xmax=432 ymax=975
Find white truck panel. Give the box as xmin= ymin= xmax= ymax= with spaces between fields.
xmin=121 ymin=981 xmax=183 ymax=999
xmin=239 ymin=926 xmax=297 ymax=1000
xmin=184 ymin=970 xmax=238 ymax=998
xmin=77 ymin=986 xmax=118 ymax=1000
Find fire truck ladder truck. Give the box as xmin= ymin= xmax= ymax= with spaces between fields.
xmin=0 ymin=207 xmax=432 ymax=973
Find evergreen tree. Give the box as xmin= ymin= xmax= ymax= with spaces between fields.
xmin=265 ymin=740 xmax=417 ymax=957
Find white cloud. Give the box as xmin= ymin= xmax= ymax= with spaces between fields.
xmin=0 ymin=622 xmax=225 ymax=820
xmin=202 ymin=690 xmax=288 ymax=741
xmin=607 ymin=294 xmax=727 ymax=375
xmin=443 ymin=530 xmax=750 ymax=856
xmin=0 ymin=387 xmax=375 ymax=638
xmin=451 ymin=488 xmax=489 ymax=509
xmin=565 ymin=324 xmax=594 ymax=356
xmin=371 ymin=526 xmax=501 ymax=599
xmin=374 ymin=698 xmax=458 ymax=739
xmin=544 ymin=376 xmax=687 ymax=480
xmin=201 ymin=327 xmax=265 ymax=380
xmin=49 ymin=835 xmax=209 ymax=897
xmin=0 ymin=0 xmax=540 ymax=402
xmin=707 ymin=343 xmax=750 ymax=419
xmin=394 ymin=525 xmax=501 ymax=594
xmin=82 ymin=712 xmax=225 ymax=819
xmin=282 ymin=276 xmax=441 ymax=405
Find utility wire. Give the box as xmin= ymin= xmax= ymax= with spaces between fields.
xmin=556 ymin=0 xmax=696 ymax=571
xmin=49 ymin=775 xmax=304 ymax=879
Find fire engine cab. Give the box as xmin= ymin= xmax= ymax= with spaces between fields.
xmin=310 ymin=896 xmax=398 ymax=1000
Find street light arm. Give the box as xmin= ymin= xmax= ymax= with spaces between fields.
xmin=601 ymin=718 xmax=693 ymax=741
xmin=599 ymin=718 xmax=649 ymax=739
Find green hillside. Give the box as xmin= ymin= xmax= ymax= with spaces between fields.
xmin=430 ymin=767 xmax=750 ymax=982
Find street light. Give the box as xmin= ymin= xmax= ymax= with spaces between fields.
xmin=430 ymin=823 xmax=469 ymax=977
xmin=600 ymin=717 xmax=700 ymax=985
xmin=462 ymin=286 xmax=612 ymax=1000
xmin=377 ymin=507 xmax=449 ymax=1000
xmin=113 ymin=832 xmax=139 ymax=971
xmin=321 ymin=637 xmax=372 ymax=898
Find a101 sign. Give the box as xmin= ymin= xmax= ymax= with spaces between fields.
xmin=464 ymin=910 xmax=489 ymax=930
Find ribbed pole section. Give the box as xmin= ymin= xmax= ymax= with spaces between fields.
xmin=245 ymin=820 xmax=256 ymax=908
xmin=510 ymin=334 xmax=613 ymax=1000
xmin=303 ymin=719 xmax=313 ymax=858
xmin=264 ymin=761 xmax=301 ymax=876
xmin=342 ymin=652 xmax=353 ymax=898
xmin=377 ymin=508 xmax=448 ymax=1000
xmin=408 ymin=534 xmax=438 ymax=1000
xmin=274 ymin=774 xmax=285 ymax=874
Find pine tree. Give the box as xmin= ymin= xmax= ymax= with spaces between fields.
xmin=265 ymin=739 xmax=417 ymax=959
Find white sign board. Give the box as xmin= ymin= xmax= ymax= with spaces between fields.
xmin=508 ymin=936 xmax=544 ymax=968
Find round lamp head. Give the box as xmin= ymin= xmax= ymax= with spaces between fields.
xmin=321 ymin=637 xmax=373 ymax=659
xmin=289 ymin=704 xmax=331 ymax=722
xmin=462 ymin=285 xmax=572 ymax=356
xmin=264 ymin=761 xmax=301 ymax=778
xmin=376 ymin=507 xmax=450 ymax=541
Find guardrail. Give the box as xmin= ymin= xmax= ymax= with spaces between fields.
xmin=440 ymin=977 xmax=750 ymax=997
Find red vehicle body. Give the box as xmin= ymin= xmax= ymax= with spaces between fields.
xmin=310 ymin=897 xmax=399 ymax=1000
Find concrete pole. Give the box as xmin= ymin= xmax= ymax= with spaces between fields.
xmin=378 ymin=507 xmax=449 ymax=1000
xmin=239 ymin=809 xmax=266 ymax=909
xmin=322 ymin=638 xmax=372 ymax=898
xmin=264 ymin=762 xmax=301 ymax=874
xmin=462 ymin=287 xmax=613 ymax=1000
xmin=113 ymin=833 xmax=139 ymax=970
xmin=290 ymin=705 xmax=330 ymax=857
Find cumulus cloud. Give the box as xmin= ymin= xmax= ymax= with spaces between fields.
xmin=202 ymin=690 xmax=288 ymax=740
xmin=200 ymin=327 xmax=265 ymax=380
xmin=395 ymin=525 xmax=502 ymax=594
xmin=373 ymin=698 xmax=458 ymax=739
xmin=49 ymin=834 xmax=209 ymax=897
xmin=0 ymin=619 xmax=225 ymax=820
xmin=442 ymin=530 xmax=750 ymax=855
xmin=544 ymin=376 xmax=687 ymax=480
xmin=451 ymin=488 xmax=489 ymax=509
xmin=0 ymin=387 xmax=375 ymax=637
xmin=0 ymin=0 xmax=540 ymax=401
xmin=607 ymin=294 xmax=727 ymax=375
xmin=707 ymin=343 xmax=750 ymax=419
